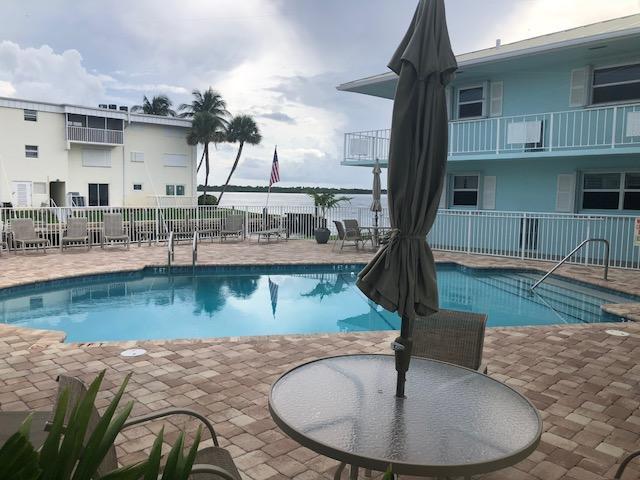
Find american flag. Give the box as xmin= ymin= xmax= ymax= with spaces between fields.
xmin=269 ymin=147 xmax=280 ymax=186
xmin=268 ymin=277 xmax=279 ymax=317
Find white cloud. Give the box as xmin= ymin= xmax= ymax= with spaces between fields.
xmin=0 ymin=41 xmax=106 ymax=104
xmin=0 ymin=80 xmax=15 ymax=96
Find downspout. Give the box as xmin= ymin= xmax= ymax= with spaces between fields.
xmin=122 ymin=123 xmax=126 ymax=207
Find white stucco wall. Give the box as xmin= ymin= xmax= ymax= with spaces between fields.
xmin=0 ymin=107 xmax=69 ymax=206
xmin=0 ymin=102 xmax=195 ymax=207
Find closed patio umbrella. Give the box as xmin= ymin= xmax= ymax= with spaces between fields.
xmin=370 ymin=160 xmax=383 ymax=244
xmin=356 ymin=0 xmax=457 ymax=398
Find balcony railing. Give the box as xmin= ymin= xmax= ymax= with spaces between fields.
xmin=344 ymin=102 xmax=640 ymax=164
xmin=67 ymin=126 xmax=124 ymax=145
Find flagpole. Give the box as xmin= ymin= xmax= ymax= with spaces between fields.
xmin=265 ymin=145 xmax=276 ymax=211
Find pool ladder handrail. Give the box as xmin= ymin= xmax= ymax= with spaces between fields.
xmin=167 ymin=231 xmax=175 ymax=269
xmin=531 ymin=238 xmax=609 ymax=291
xmin=192 ymin=230 xmax=198 ymax=268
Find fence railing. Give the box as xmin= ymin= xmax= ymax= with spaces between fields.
xmin=344 ymin=102 xmax=640 ymax=164
xmin=0 ymin=206 xmax=637 ymax=269
xmin=67 ymin=126 xmax=124 ymax=145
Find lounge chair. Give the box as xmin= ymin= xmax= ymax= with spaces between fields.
xmin=101 ymin=213 xmax=130 ymax=249
xmin=46 ymin=375 xmax=242 ymax=479
xmin=251 ymin=227 xmax=288 ymax=243
xmin=10 ymin=218 xmax=50 ymax=253
xmin=332 ymin=220 xmax=362 ymax=251
xmin=220 ymin=214 xmax=244 ymax=242
xmin=343 ymin=219 xmax=374 ymax=249
xmin=61 ymin=217 xmax=89 ymax=251
xmin=412 ymin=309 xmax=488 ymax=373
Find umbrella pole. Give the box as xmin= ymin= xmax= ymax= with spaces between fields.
xmin=394 ymin=316 xmax=413 ymax=398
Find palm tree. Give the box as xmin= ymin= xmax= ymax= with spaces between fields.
xmin=131 ymin=95 xmax=176 ymax=116
xmin=179 ymin=87 xmax=229 ymax=121
xmin=217 ymin=115 xmax=262 ymax=204
xmin=306 ymin=192 xmax=352 ymax=219
xmin=186 ymin=112 xmax=226 ymax=193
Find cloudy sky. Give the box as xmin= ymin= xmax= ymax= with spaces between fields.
xmin=1 ymin=0 xmax=638 ymax=188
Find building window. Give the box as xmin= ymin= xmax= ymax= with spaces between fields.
xmin=130 ymin=152 xmax=144 ymax=163
xmin=582 ymin=172 xmax=640 ymax=211
xmin=106 ymin=118 xmax=124 ymax=131
xmin=87 ymin=116 xmax=106 ymax=129
xmin=88 ymin=183 xmax=109 ymax=206
xmin=165 ymin=185 xmax=185 ymax=196
xmin=452 ymin=175 xmax=479 ymax=207
xmin=25 ymin=145 xmax=38 ymax=158
xmin=592 ymin=63 xmax=640 ymax=104
xmin=67 ymin=114 xmax=86 ymax=127
xmin=24 ymin=109 xmax=37 ymax=122
xmin=457 ymin=86 xmax=484 ymax=119
xmin=623 ymin=173 xmax=640 ymax=210
xmin=133 ymin=183 xmax=143 ymax=191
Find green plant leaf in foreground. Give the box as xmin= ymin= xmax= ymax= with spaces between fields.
xmin=0 ymin=417 xmax=41 ymax=480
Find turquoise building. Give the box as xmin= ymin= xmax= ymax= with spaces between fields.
xmin=339 ymin=15 xmax=640 ymax=216
xmin=338 ymin=15 xmax=640 ymax=268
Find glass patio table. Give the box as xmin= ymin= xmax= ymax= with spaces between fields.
xmin=269 ymin=354 xmax=542 ymax=479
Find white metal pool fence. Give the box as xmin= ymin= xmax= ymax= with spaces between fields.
xmin=0 ymin=206 xmax=638 ymax=269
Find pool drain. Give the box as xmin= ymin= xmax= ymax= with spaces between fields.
xmin=605 ymin=329 xmax=629 ymax=337
xmin=120 ymin=348 xmax=147 ymax=357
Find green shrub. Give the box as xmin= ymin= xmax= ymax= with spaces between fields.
xmin=198 ymin=194 xmax=218 ymax=205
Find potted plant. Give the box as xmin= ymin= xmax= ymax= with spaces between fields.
xmin=0 ymin=371 xmax=201 ymax=479
xmin=306 ymin=191 xmax=352 ymax=244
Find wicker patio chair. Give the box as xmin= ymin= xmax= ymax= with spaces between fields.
xmin=220 ymin=214 xmax=244 ymax=243
xmin=412 ymin=309 xmax=488 ymax=373
xmin=46 ymin=375 xmax=241 ymax=480
xmin=10 ymin=218 xmax=50 ymax=253
xmin=343 ymin=219 xmax=373 ymax=249
xmin=61 ymin=217 xmax=89 ymax=251
xmin=101 ymin=213 xmax=130 ymax=249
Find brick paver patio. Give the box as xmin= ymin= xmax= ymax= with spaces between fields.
xmin=1 ymin=241 xmax=639 ymax=479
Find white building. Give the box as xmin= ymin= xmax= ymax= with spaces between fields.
xmin=0 ymin=96 xmax=197 ymax=208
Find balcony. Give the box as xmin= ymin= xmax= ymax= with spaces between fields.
xmin=67 ymin=126 xmax=124 ymax=145
xmin=343 ymin=102 xmax=640 ymax=165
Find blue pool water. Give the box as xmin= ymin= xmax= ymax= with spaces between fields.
xmin=0 ymin=264 xmax=634 ymax=343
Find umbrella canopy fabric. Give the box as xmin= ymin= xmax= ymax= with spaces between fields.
xmin=356 ymin=0 xmax=457 ymax=397
xmin=370 ymin=161 xmax=383 ymax=213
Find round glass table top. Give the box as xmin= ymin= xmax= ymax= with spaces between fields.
xmin=269 ymin=354 xmax=542 ymax=476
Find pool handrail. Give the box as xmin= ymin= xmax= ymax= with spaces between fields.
xmin=167 ymin=231 xmax=174 ymax=269
xmin=192 ymin=230 xmax=198 ymax=268
xmin=531 ymin=238 xmax=609 ymax=290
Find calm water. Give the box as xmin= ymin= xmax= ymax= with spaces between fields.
xmin=0 ymin=264 xmax=631 ymax=343
xmin=214 ymin=192 xmax=388 ymax=208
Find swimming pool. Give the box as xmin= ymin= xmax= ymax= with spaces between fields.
xmin=0 ymin=264 xmax=634 ymax=343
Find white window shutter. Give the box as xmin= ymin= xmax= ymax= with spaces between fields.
xmin=163 ymin=153 xmax=188 ymax=167
xmin=445 ymin=86 xmax=452 ymax=119
xmin=569 ymin=67 xmax=590 ymax=107
xmin=556 ymin=174 xmax=576 ymax=212
xmin=489 ymin=82 xmax=503 ymax=117
xmin=482 ymin=176 xmax=496 ymax=210
xmin=439 ymin=175 xmax=448 ymax=209
xmin=82 ymin=148 xmax=111 ymax=167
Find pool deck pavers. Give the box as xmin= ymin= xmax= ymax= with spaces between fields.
xmin=1 ymin=240 xmax=639 ymax=479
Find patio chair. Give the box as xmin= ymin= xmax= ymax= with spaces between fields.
xmin=101 ymin=213 xmax=130 ymax=249
xmin=333 ymin=220 xmax=363 ymax=251
xmin=61 ymin=217 xmax=89 ymax=251
xmin=10 ymin=218 xmax=50 ymax=253
xmin=47 ymin=375 xmax=241 ymax=479
xmin=343 ymin=219 xmax=374 ymax=249
xmin=412 ymin=309 xmax=488 ymax=374
xmin=220 ymin=214 xmax=244 ymax=243
xmin=615 ymin=450 xmax=640 ymax=479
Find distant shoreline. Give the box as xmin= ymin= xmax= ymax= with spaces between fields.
xmin=197 ymin=185 xmax=387 ymax=195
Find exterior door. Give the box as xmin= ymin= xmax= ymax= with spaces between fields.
xmin=88 ymin=183 xmax=109 ymax=206
xmin=11 ymin=181 xmax=32 ymax=207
